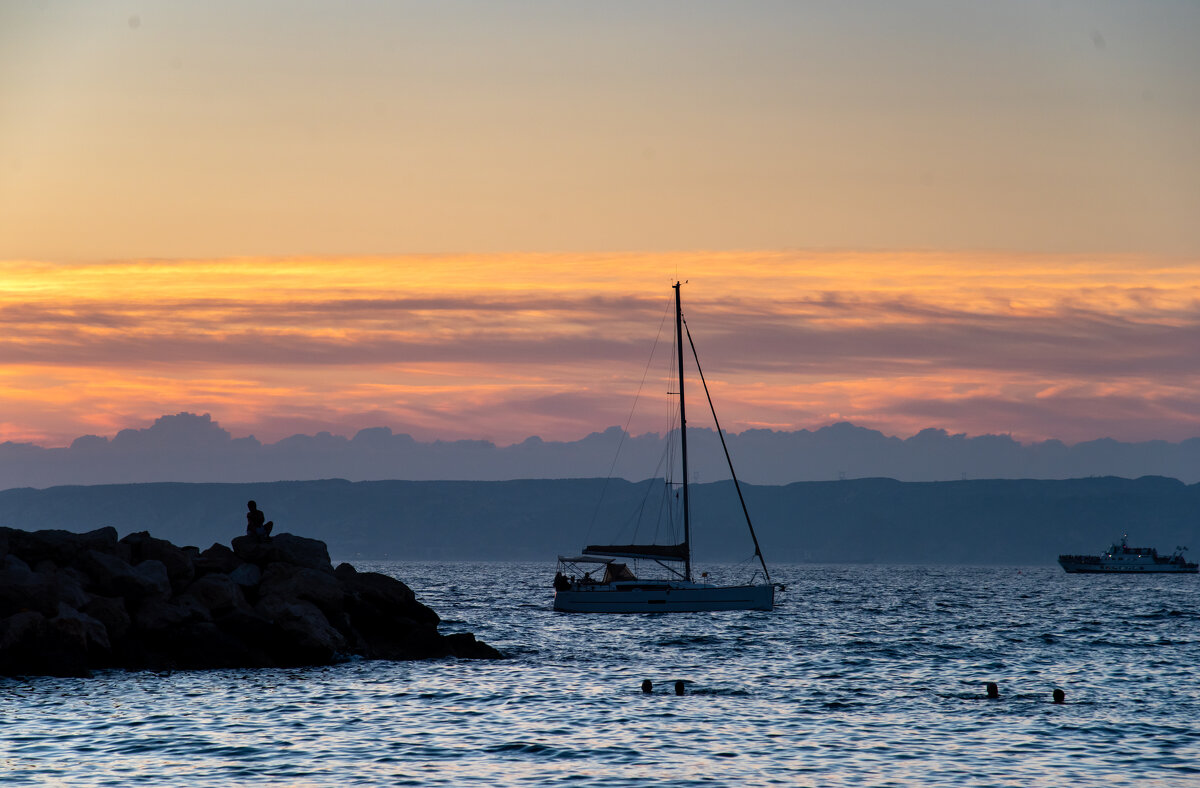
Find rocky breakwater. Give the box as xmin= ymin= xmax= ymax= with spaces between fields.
xmin=0 ymin=526 xmax=501 ymax=677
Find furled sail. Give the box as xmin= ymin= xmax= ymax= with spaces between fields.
xmin=583 ymin=543 xmax=687 ymax=561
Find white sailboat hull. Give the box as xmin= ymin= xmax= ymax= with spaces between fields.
xmin=554 ymin=581 xmax=774 ymax=613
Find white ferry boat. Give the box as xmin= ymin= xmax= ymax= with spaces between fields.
xmin=1058 ymin=535 xmax=1197 ymax=574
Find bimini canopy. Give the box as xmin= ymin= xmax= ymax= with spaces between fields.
xmin=557 ymin=555 xmax=616 ymax=564
xmin=583 ymin=543 xmax=687 ymax=562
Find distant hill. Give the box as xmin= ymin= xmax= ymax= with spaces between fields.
xmin=1 ymin=476 xmax=1196 ymax=566
xmin=3 ymin=412 xmax=1200 ymax=488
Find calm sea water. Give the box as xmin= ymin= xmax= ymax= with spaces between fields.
xmin=3 ymin=562 xmax=1199 ymax=787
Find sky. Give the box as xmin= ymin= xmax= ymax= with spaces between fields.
xmin=1 ymin=2 xmax=1199 ymax=449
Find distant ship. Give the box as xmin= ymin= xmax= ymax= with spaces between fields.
xmin=1058 ymin=535 xmax=1197 ymax=574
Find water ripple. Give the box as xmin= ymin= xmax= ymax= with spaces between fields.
xmin=3 ymin=563 xmax=1199 ymax=786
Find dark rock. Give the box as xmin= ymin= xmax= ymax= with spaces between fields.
xmin=61 ymin=565 xmax=90 ymax=587
xmin=444 ymin=631 xmax=504 ymax=660
xmin=156 ymin=621 xmax=274 ymax=670
xmin=0 ymin=610 xmax=91 ymax=677
xmin=53 ymin=602 xmax=112 ymax=659
xmin=213 ymin=608 xmax=275 ymax=649
xmin=83 ymin=595 xmax=131 ymax=642
xmin=132 ymin=560 xmax=172 ymax=599
xmin=120 ymin=532 xmax=195 ymax=592
xmin=80 ymin=550 xmax=159 ymax=600
xmin=195 ymin=543 xmax=243 ymax=576
xmin=232 ymin=534 xmax=332 ymax=574
xmin=46 ymin=568 xmax=90 ymax=611
xmin=260 ymin=563 xmax=344 ymax=619
xmin=254 ymin=596 xmax=347 ymax=665
xmin=134 ymin=597 xmax=211 ymax=632
xmin=0 ymin=562 xmax=61 ymax=617
xmin=1 ymin=526 xmax=501 ymax=676
xmin=0 ymin=562 xmax=92 ymax=620
xmin=1 ymin=526 xmax=119 ymax=568
xmin=358 ymin=620 xmax=448 ymax=660
xmin=228 ymin=563 xmax=261 ymax=588
xmin=341 ymin=570 xmax=440 ymax=626
xmin=2 ymin=554 xmax=30 ymax=573
xmin=0 ymin=559 xmax=90 ymax=615
xmin=181 ymin=574 xmax=248 ymax=616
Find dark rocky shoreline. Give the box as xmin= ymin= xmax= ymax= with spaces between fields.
xmin=0 ymin=526 xmax=501 ymax=677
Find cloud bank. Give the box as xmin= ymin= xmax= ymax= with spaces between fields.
xmin=1 ymin=412 xmax=1198 ymax=490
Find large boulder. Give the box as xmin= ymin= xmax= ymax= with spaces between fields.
xmin=181 ymin=574 xmax=248 ymax=616
xmin=120 ymin=532 xmax=195 ymax=592
xmin=0 ymin=610 xmax=91 ymax=677
xmin=53 ymin=602 xmax=112 ymax=659
xmin=133 ymin=596 xmax=211 ymax=632
xmin=259 ymin=563 xmax=345 ymax=619
xmin=338 ymin=567 xmax=440 ymax=626
xmin=80 ymin=550 xmax=162 ymax=600
xmin=332 ymin=567 xmax=450 ymax=660
xmin=0 ymin=561 xmax=60 ymax=617
xmin=45 ymin=568 xmax=90 ymax=611
xmin=83 ymin=595 xmax=131 ymax=642
xmin=232 ymin=534 xmax=333 ymax=574
xmin=254 ymin=596 xmax=347 ymax=665
xmin=132 ymin=560 xmax=172 ymax=599
xmin=228 ymin=563 xmax=261 ymax=588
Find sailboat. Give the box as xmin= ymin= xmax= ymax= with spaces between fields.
xmin=552 ymin=282 xmax=776 ymax=613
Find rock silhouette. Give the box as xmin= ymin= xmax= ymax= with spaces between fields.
xmin=0 ymin=526 xmax=501 ymax=677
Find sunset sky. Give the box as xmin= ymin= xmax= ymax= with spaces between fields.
xmin=2 ymin=2 xmax=1198 ymax=449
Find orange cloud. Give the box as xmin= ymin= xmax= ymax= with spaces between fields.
xmin=1 ymin=252 xmax=1198 ymax=446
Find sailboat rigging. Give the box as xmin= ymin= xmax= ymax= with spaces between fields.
xmin=552 ymin=282 xmax=776 ymax=613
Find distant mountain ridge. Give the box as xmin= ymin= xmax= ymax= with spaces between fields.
xmin=1 ymin=476 xmax=1196 ymax=565
xmin=2 ymin=412 xmax=1199 ymax=489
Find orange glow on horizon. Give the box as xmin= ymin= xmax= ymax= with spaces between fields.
xmin=2 ymin=251 xmax=1199 ymax=447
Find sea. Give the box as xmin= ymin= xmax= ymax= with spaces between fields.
xmin=3 ymin=562 xmax=1199 ymax=787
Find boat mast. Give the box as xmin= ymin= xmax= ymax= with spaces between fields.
xmin=674 ymin=281 xmax=692 ymax=582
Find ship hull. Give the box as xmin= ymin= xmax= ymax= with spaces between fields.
xmin=554 ymin=582 xmax=774 ymax=613
xmin=1058 ymin=557 xmax=1198 ymax=574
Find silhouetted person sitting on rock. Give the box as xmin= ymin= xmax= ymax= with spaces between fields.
xmin=246 ymin=500 xmax=274 ymax=541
